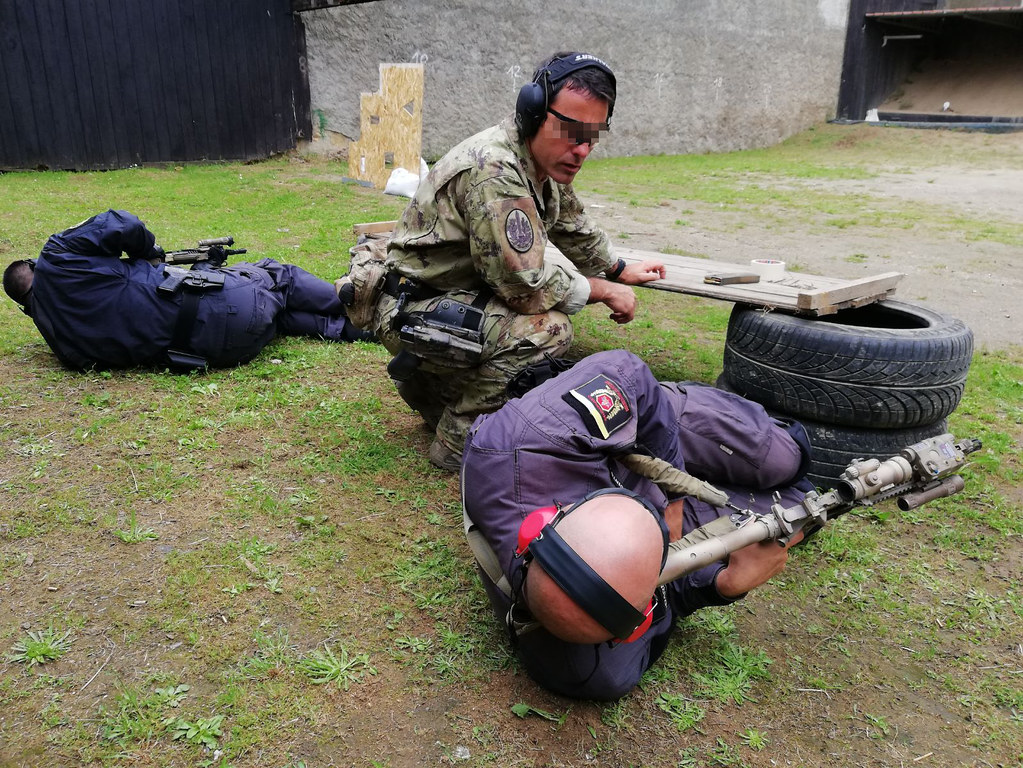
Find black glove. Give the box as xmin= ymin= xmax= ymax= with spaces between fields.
xmin=506 ymin=355 xmax=577 ymax=399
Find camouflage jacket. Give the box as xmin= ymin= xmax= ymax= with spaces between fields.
xmin=385 ymin=117 xmax=615 ymax=315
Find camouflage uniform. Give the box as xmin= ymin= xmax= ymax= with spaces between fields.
xmin=372 ymin=116 xmax=617 ymax=454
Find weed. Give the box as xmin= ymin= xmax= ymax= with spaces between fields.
xmin=656 ymin=693 xmax=706 ymax=732
xmin=600 ymin=698 xmax=632 ymax=730
xmin=100 ymin=680 xmax=189 ymax=746
xmin=740 ymin=728 xmax=768 ymax=750
xmin=166 ymin=714 xmax=224 ymax=750
xmin=862 ymin=711 xmax=892 ymax=739
xmin=154 ymin=684 xmax=191 ymax=708
xmin=113 ymin=509 xmax=159 ymax=543
xmin=8 ymin=627 xmax=73 ymax=667
xmin=394 ymin=635 xmax=432 ymax=653
xmin=708 ymin=737 xmax=748 ymax=767
xmin=510 ymin=702 xmax=567 ymax=726
xmin=692 ymin=642 xmax=772 ymax=704
xmin=298 ymin=643 xmax=376 ymax=690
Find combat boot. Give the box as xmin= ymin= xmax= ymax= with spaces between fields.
xmin=428 ymin=440 xmax=463 ymax=473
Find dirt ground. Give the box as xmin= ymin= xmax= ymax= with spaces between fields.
xmin=878 ymin=50 xmax=1023 ymax=118
xmin=589 ymin=160 xmax=1023 ymax=353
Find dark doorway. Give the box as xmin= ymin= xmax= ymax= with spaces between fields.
xmin=836 ymin=1 xmax=1023 ymax=124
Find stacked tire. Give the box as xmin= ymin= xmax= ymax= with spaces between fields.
xmin=718 ymin=300 xmax=974 ymax=489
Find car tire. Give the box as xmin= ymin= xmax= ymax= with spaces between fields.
xmin=722 ymin=300 xmax=973 ymax=429
xmin=713 ymin=374 xmax=951 ymax=489
xmin=796 ymin=417 xmax=950 ymax=489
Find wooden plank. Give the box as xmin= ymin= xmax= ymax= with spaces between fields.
xmin=572 ymin=246 xmax=905 ymax=316
xmin=349 ymin=221 xmax=905 ymax=316
xmin=795 ymin=272 xmax=905 ymax=312
xmin=353 ymin=219 xmax=400 ymax=236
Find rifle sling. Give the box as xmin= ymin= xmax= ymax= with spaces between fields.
xmin=166 ymin=290 xmax=207 ymax=371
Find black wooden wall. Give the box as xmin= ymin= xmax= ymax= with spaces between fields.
xmin=0 ymin=0 xmax=311 ymax=170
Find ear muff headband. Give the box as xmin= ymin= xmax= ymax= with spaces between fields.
xmin=528 ymin=524 xmax=647 ymax=641
xmin=517 ymin=487 xmax=669 ymax=641
xmin=515 ymin=52 xmax=616 ymax=139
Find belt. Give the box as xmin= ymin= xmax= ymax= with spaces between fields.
xmin=382 ymin=271 xmax=442 ymax=302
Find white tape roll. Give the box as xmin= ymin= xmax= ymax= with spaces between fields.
xmin=750 ymin=258 xmax=785 ymax=280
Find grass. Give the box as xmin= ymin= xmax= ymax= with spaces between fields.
xmin=1 ymin=124 xmax=1022 ymax=766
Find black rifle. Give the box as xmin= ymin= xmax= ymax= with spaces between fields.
xmin=156 ymin=236 xmax=247 ymax=268
xmin=155 ymin=237 xmax=247 ymax=296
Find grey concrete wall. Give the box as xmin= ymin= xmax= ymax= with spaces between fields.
xmin=303 ymin=0 xmax=851 ymax=161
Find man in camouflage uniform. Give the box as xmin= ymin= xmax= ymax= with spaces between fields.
xmin=362 ymin=52 xmax=666 ymax=471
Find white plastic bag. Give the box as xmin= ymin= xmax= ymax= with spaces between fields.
xmin=384 ymin=158 xmax=430 ymax=197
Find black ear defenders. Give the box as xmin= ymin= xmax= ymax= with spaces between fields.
xmin=515 ymin=487 xmax=668 ymax=643
xmin=515 ymin=52 xmax=616 ymax=139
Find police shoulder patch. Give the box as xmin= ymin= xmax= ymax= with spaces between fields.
xmin=504 ymin=208 xmax=534 ymax=253
xmin=563 ymin=374 xmax=633 ymax=439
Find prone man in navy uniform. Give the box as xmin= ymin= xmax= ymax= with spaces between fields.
xmin=461 ymin=349 xmax=815 ymax=700
xmin=2 ymin=209 xmax=373 ymax=371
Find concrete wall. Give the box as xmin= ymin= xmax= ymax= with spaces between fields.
xmin=303 ymin=0 xmax=851 ymax=161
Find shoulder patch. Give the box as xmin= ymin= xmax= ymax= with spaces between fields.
xmin=504 ymin=208 xmax=534 ymax=253
xmin=563 ymin=374 xmax=633 ymax=439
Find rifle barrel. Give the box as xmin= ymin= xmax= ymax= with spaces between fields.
xmin=658 ymin=516 xmax=778 ymax=586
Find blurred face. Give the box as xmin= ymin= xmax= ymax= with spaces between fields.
xmin=526 ymin=85 xmax=610 ymax=185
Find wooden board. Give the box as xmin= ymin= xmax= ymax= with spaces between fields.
xmin=353 ymin=219 xmax=401 ymax=237
xmin=555 ymin=246 xmax=905 ymax=316
xmin=348 ymin=63 xmax=424 ymax=189
xmin=350 ymin=222 xmax=904 ymax=316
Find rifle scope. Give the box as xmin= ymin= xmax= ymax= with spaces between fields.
xmin=836 ymin=434 xmax=981 ymax=503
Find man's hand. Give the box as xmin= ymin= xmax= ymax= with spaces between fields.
xmin=618 ymin=259 xmax=666 ymax=285
xmin=587 ymin=277 xmax=638 ymax=323
xmin=664 ymin=498 xmax=686 ymax=540
xmin=714 ymin=530 xmax=805 ymax=598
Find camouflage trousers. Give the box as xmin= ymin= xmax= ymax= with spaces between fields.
xmin=372 ymin=290 xmax=574 ymax=454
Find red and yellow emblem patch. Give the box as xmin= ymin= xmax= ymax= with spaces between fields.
xmin=563 ymin=374 xmax=633 ymax=439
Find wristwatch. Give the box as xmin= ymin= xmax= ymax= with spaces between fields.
xmin=605 ymin=258 xmax=627 ymax=282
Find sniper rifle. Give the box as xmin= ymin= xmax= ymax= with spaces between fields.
xmin=658 ymin=432 xmax=982 ymax=586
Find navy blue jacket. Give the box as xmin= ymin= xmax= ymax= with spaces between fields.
xmin=462 ymin=350 xmax=813 ymax=699
xmin=28 ymin=210 xmax=355 ymax=370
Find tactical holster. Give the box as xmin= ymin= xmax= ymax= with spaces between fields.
xmin=160 ymin=267 xmax=226 ymax=371
xmin=387 ymin=295 xmax=488 ymax=381
xmin=506 ymin=355 xmax=577 ymax=399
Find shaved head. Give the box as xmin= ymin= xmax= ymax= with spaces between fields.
xmin=3 ymin=260 xmax=34 ymax=306
xmin=525 ymin=491 xmax=664 ymax=643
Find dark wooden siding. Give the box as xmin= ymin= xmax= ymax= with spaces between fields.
xmin=0 ymin=0 xmax=311 ymax=170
